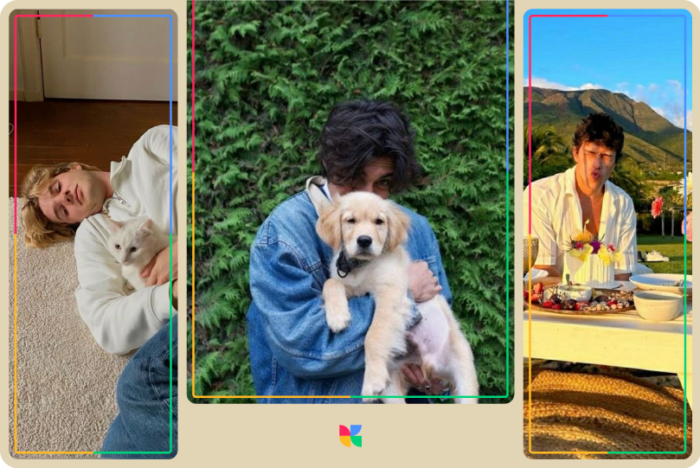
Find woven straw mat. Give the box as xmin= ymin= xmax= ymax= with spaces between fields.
xmin=523 ymin=366 xmax=692 ymax=459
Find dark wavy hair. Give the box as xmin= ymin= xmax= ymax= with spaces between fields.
xmin=572 ymin=112 xmax=625 ymax=162
xmin=317 ymin=100 xmax=422 ymax=193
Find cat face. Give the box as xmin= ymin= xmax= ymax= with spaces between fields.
xmin=107 ymin=218 xmax=155 ymax=266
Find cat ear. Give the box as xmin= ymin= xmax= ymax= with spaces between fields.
xmin=138 ymin=218 xmax=154 ymax=233
xmin=106 ymin=217 xmax=123 ymax=233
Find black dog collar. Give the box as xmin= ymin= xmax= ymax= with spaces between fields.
xmin=336 ymin=248 xmax=370 ymax=278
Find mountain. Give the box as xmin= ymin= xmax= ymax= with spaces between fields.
xmin=524 ymin=87 xmax=692 ymax=171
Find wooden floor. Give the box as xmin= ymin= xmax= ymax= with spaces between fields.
xmin=9 ymin=99 xmax=178 ymax=197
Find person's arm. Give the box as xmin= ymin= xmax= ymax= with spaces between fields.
xmin=142 ymin=124 xmax=178 ymax=231
xmin=427 ymin=223 xmax=453 ymax=306
xmin=140 ymin=125 xmax=178 ymax=167
xmin=74 ymin=221 xmax=175 ymax=355
xmin=250 ymin=238 xmax=378 ymax=380
xmin=614 ymin=195 xmax=637 ymax=279
xmin=401 ymin=221 xmax=455 ymax=393
xmin=136 ymin=124 xmax=179 ymax=284
xmin=525 ymin=185 xmax=561 ymax=276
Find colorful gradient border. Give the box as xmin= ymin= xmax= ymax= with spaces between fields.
xmin=526 ymin=9 xmax=691 ymax=456
xmin=190 ymin=0 xmax=512 ymax=400
xmin=12 ymin=13 xmax=175 ymax=456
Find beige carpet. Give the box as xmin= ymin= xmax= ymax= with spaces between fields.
xmin=8 ymin=198 xmax=129 ymax=458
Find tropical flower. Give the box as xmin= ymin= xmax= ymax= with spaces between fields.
xmin=651 ymin=196 xmax=664 ymax=219
xmin=567 ymin=220 xmax=617 ymax=263
xmin=676 ymin=172 xmax=693 ymax=198
xmin=569 ymin=243 xmax=594 ymax=263
xmin=683 ymin=212 xmax=693 ymax=242
xmin=598 ymin=244 xmax=622 ymax=266
xmin=573 ymin=229 xmax=594 ymax=243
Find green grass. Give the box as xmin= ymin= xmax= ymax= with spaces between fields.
xmin=637 ymin=235 xmax=692 ymax=275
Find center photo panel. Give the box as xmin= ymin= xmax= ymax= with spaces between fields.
xmin=188 ymin=0 xmax=514 ymax=404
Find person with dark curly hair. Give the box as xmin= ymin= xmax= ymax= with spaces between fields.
xmin=246 ymin=100 xmax=454 ymax=403
xmin=524 ymin=112 xmax=651 ymax=280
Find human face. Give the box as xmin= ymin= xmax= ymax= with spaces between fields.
xmin=572 ymin=141 xmax=616 ymax=193
xmin=38 ymin=166 xmax=107 ymax=225
xmin=327 ymin=157 xmax=394 ymax=200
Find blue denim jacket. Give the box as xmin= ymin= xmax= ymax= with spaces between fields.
xmin=246 ymin=184 xmax=452 ymax=403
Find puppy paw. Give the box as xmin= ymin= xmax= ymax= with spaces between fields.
xmin=361 ymin=370 xmax=390 ymax=403
xmin=326 ymin=308 xmax=351 ymax=333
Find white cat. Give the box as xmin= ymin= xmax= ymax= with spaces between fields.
xmin=106 ymin=217 xmax=171 ymax=291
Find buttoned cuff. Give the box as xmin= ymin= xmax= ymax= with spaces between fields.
xmin=151 ymin=284 xmax=177 ymax=322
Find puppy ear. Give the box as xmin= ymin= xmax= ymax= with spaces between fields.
xmin=316 ymin=201 xmax=342 ymax=251
xmin=385 ymin=203 xmax=411 ymax=251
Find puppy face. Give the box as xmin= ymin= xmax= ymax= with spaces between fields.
xmin=316 ymin=192 xmax=410 ymax=259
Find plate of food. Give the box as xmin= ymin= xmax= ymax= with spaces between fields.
xmin=524 ymin=282 xmax=634 ymax=315
xmin=629 ymin=274 xmax=692 ymax=295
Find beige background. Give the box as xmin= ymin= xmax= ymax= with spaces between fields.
xmin=0 ymin=0 xmax=697 ymax=467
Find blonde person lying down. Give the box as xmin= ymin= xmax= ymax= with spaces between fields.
xmin=19 ymin=125 xmax=178 ymax=458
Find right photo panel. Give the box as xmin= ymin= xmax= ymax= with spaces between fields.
xmin=523 ymin=8 xmax=693 ymax=459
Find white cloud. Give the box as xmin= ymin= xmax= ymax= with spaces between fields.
xmin=526 ymin=77 xmax=604 ymax=91
xmin=527 ymin=77 xmax=576 ymax=91
xmin=671 ymin=110 xmax=693 ymax=131
xmin=652 ymin=106 xmax=666 ymax=117
xmin=668 ymin=79 xmax=682 ymax=93
xmin=580 ymin=82 xmax=604 ymax=90
xmin=631 ymin=82 xmax=691 ymax=130
xmin=615 ymin=82 xmax=631 ymax=97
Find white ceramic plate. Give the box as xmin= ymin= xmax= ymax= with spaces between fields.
xmin=629 ymin=274 xmax=692 ymax=294
xmin=524 ymin=268 xmax=548 ymax=282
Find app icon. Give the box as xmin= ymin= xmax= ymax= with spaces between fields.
xmin=339 ymin=425 xmax=362 ymax=447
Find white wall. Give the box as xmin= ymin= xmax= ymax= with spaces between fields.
xmin=9 ymin=10 xmax=26 ymax=100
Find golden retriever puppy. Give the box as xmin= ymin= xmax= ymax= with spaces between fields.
xmin=315 ymin=190 xmax=479 ymax=403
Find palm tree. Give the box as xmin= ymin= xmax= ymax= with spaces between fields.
xmin=610 ymin=162 xmax=648 ymax=211
xmin=524 ymin=125 xmax=567 ymax=164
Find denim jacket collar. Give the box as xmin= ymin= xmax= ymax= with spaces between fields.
xmin=306 ymin=175 xmax=332 ymax=216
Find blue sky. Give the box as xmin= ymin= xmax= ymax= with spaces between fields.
xmin=524 ymin=9 xmax=693 ymax=130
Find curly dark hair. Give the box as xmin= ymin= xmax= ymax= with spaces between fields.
xmin=572 ymin=112 xmax=625 ymax=162
xmin=317 ymin=100 xmax=422 ymax=193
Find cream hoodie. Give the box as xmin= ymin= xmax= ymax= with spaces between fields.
xmin=74 ymin=125 xmax=178 ymax=355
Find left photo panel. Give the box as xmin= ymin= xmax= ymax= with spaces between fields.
xmin=10 ymin=9 xmax=178 ymax=458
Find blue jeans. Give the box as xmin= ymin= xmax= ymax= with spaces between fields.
xmin=100 ymin=319 xmax=178 ymax=459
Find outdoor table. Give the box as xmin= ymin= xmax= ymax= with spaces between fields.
xmin=524 ymin=276 xmax=693 ymax=408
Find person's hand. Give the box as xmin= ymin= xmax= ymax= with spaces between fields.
xmin=141 ymin=240 xmax=178 ymax=287
xmin=402 ymin=364 xmax=448 ymax=396
xmin=408 ymin=261 xmax=441 ymax=302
